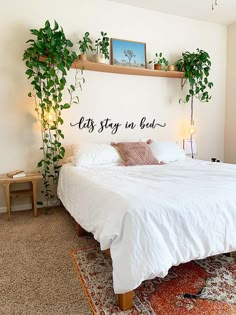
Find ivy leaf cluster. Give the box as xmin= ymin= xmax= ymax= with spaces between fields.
xmin=176 ymin=48 xmax=213 ymax=103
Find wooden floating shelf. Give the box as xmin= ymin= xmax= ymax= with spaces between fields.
xmin=73 ymin=60 xmax=184 ymax=79
xmin=39 ymin=56 xmax=184 ymax=79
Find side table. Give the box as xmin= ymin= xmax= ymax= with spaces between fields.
xmin=0 ymin=173 xmax=43 ymax=221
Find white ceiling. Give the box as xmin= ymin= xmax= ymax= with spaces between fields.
xmin=109 ymin=0 xmax=236 ymax=25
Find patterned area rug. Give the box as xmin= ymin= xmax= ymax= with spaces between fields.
xmin=70 ymin=245 xmax=236 ymax=315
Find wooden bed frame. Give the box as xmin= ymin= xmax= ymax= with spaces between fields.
xmin=76 ymin=223 xmax=134 ymax=311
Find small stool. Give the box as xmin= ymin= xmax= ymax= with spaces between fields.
xmin=0 ymin=173 xmax=43 ymax=220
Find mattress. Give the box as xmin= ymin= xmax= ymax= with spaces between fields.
xmin=58 ymin=159 xmax=236 ymax=294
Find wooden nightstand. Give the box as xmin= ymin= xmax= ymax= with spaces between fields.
xmin=0 ymin=173 xmax=43 ymax=221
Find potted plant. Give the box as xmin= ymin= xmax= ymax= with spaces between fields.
xmin=94 ymin=31 xmax=109 ymax=64
xmin=78 ymin=32 xmax=94 ymax=61
xmin=149 ymin=52 xmax=168 ymax=70
xmin=176 ymin=49 xmax=213 ymax=104
xmin=176 ymin=49 xmax=213 ymax=157
xmin=23 ymin=20 xmax=82 ymax=208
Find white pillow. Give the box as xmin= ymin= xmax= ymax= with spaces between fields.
xmin=149 ymin=141 xmax=186 ymax=163
xmin=72 ymin=143 xmax=122 ymax=166
xmin=64 ymin=156 xmax=74 ymax=164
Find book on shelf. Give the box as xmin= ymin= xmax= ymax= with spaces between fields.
xmin=7 ymin=170 xmax=26 ymax=178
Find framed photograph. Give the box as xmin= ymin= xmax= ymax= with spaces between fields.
xmin=110 ymin=38 xmax=147 ymax=69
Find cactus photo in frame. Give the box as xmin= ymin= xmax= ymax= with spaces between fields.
xmin=110 ymin=38 xmax=147 ymax=69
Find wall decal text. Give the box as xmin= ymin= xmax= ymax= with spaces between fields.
xmin=70 ymin=116 xmax=166 ymax=135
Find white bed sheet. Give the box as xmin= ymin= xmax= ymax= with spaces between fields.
xmin=58 ymin=159 xmax=236 ymax=294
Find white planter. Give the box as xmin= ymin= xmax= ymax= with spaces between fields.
xmin=168 ymin=65 xmax=175 ymax=71
xmin=95 ymin=53 xmax=106 ymax=64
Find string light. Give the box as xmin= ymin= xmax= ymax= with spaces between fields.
xmin=44 ymin=110 xmax=56 ymax=127
xmin=189 ymin=122 xmax=197 ymax=136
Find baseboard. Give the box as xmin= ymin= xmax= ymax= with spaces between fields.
xmin=0 ymin=199 xmax=60 ymax=214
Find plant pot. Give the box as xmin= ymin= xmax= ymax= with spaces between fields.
xmin=95 ymin=53 xmax=106 ymax=64
xmin=168 ymin=65 xmax=175 ymax=71
xmin=154 ymin=64 xmax=162 ymax=70
xmin=79 ymin=54 xmax=87 ymax=61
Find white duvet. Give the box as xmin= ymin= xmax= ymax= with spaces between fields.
xmin=58 ymin=159 xmax=236 ymax=294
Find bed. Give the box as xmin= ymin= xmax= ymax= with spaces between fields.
xmin=58 ymin=158 xmax=236 ymax=310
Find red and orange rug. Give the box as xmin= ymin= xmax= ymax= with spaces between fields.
xmin=70 ymin=245 xmax=236 ymax=314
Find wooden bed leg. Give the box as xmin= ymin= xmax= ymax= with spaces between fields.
xmin=105 ymin=249 xmax=111 ymax=257
xmin=117 ymin=291 xmax=134 ymax=311
xmin=229 ymin=252 xmax=234 ymax=257
xmin=76 ymin=223 xmax=85 ymax=237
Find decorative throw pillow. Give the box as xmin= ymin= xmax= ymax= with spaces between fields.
xmin=148 ymin=140 xmax=186 ymax=163
xmin=111 ymin=142 xmax=160 ymax=166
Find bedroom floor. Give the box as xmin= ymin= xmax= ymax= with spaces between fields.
xmin=0 ymin=207 xmax=92 ymax=315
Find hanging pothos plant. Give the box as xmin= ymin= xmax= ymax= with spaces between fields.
xmin=23 ymin=20 xmax=82 ymax=207
xmin=175 ymin=49 xmax=213 ymax=124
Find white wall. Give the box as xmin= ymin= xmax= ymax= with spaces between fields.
xmin=0 ymin=0 xmax=227 ymax=211
xmin=225 ymin=22 xmax=236 ymax=163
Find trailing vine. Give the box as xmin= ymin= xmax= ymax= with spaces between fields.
xmin=23 ymin=20 xmax=82 ymax=207
xmin=176 ymin=48 xmax=213 ymax=130
xmin=176 ymin=49 xmax=213 ymax=106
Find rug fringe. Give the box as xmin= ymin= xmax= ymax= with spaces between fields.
xmin=69 ymin=250 xmax=97 ymax=315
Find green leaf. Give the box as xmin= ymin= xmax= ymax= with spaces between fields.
xmin=54 ymin=20 xmax=59 ymax=30
xmin=35 ymin=84 xmax=41 ymax=92
xmin=63 ymin=103 xmax=70 ymax=109
xmin=70 ymin=84 xmax=75 ymax=91
xmin=30 ymin=29 xmax=40 ymax=36
xmin=58 ymin=117 xmax=64 ymax=125
xmin=45 ymin=20 xmax=50 ymax=28
xmin=185 ymin=95 xmax=190 ymax=103
xmin=57 ymin=63 xmax=66 ymax=75
xmin=26 ymin=69 xmax=34 ymax=76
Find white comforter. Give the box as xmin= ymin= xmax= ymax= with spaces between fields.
xmin=58 ymin=159 xmax=236 ymax=294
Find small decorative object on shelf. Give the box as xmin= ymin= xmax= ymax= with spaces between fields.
xmin=94 ymin=31 xmax=109 ymax=64
xmin=111 ymin=38 xmax=147 ymax=69
xmin=168 ymin=65 xmax=175 ymax=71
xmin=149 ymin=52 xmax=168 ymax=71
xmin=78 ymin=32 xmax=95 ymax=61
xmin=7 ymin=170 xmax=26 ymax=178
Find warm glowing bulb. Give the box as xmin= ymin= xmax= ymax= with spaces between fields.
xmin=48 ymin=113 xmax=53 ymax=122
xmin=189 ymin=124 xmax=197 ymax=135
xmin=45 ymin=111 xmax=56 ymax=124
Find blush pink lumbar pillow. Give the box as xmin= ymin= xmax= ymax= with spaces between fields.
xmin=111 ymin=141 xmax=160 ymax=166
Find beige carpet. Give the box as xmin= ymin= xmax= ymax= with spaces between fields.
xmin=0 ymin=207 xmax=93 ymax=315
